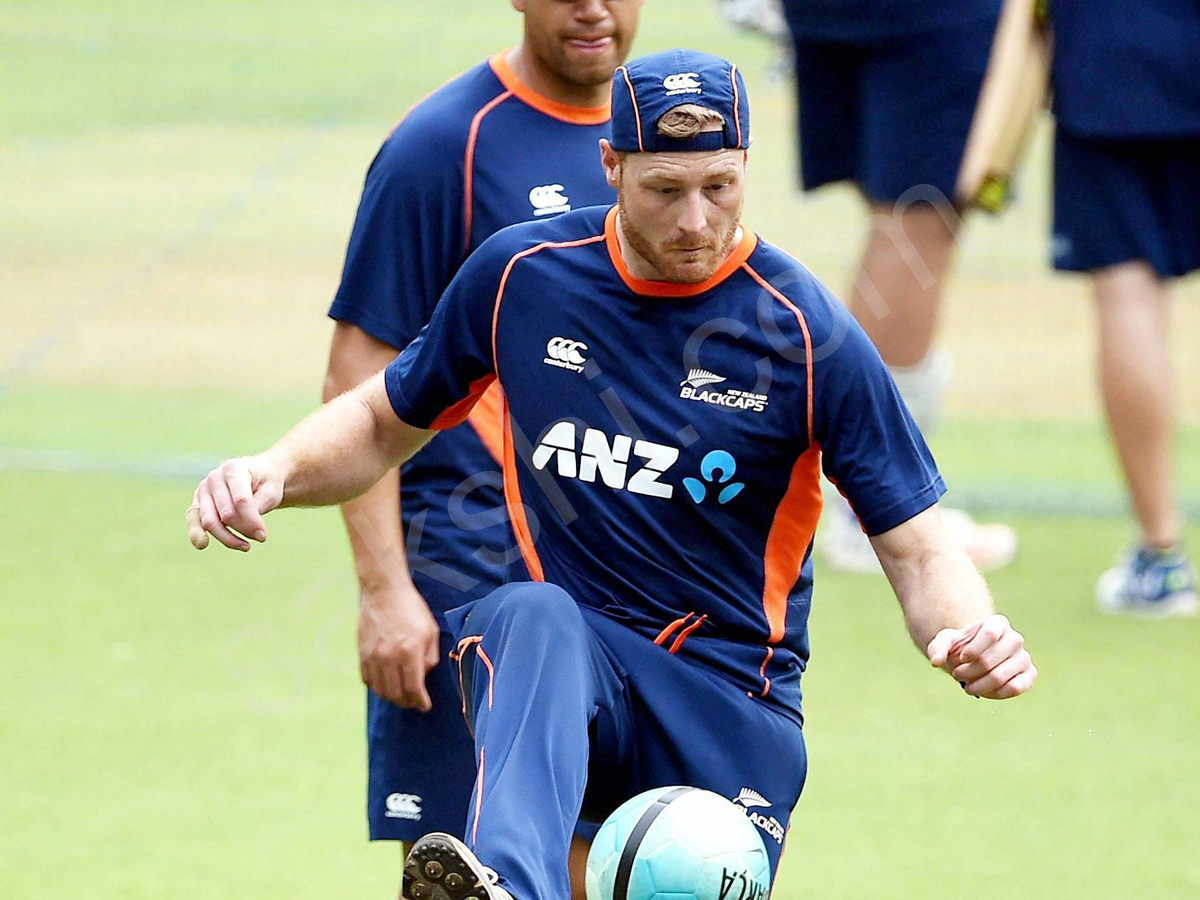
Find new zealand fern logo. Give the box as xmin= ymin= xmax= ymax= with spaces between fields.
xmin=733 ymin=788 xmax=771 ymax=809
xmin=681 ymin=368 xmax=727 ymax=389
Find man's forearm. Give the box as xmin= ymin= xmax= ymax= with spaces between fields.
xmin=266 ymin=374 xmax=427 ymax=509
xmin=872 ymin=507 xmax=996 ymax=650
xmin=895 ymin=542 xmax=994 ymax=650
xmin=339 ymin=466 xmax=417 ymax=595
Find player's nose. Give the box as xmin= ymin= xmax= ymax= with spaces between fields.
xmin=574 ymin=0 xmax=608 ymax=24
xmin=677 ymin=192 xmax=707 ymax=235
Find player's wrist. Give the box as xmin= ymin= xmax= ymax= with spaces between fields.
xmin=359 ymin=576 xmax=426 ymax=612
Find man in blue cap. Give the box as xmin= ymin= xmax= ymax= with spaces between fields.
xmin=186 ymin=49 xmax=1037 ymax=900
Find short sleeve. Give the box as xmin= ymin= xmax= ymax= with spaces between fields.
xmin=383 ymin=234 xmax=507 ymax=431
xmin=812 ymin=306 xmax=945 ymax=535
xmin=328 ymin=122 xmax=465 ymax=351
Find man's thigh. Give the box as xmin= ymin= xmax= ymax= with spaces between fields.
xmin=581 ymin=611 xmax=807 ymax=878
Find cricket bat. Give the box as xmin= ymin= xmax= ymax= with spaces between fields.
xmin=955 ymin=0 xmax=1053 ymax=213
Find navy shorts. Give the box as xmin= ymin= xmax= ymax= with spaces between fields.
xmin=366 ymin=604 xmax=477 ymax=842
xmin=791 ymin=12 xmax=998 ymax=204
xmin=1053 ymin=130 xmax=1200 ymax=279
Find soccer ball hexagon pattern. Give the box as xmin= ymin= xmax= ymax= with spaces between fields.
xmin=585 ymin=787 xmax=771 ymax=900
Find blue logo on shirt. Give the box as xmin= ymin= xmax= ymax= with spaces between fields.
xmin=684 ymin=450 xmax=745 ymax=505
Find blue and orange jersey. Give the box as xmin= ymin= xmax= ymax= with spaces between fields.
xmin=384 ymin=205 xmax=945 ymax=721
xmin=328 ymin=52 xmax=616 ymax=610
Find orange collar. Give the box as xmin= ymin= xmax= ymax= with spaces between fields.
xmin=489 ymin=50 xmax=610 ymax=126
xmin=604 ymin=206 xmax=759 ymax=298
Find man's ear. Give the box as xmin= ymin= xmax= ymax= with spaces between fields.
xmin=599 ymin=139 xmax=621 ymax=190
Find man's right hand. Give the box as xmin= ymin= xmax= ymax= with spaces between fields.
xmin=358 ymin=582 xmax=441 ymax=712
xmin=187 ymin=456 xmax=285 ymax=552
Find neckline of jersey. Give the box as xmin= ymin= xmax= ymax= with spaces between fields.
xmin=489 ymin=50 xmax=611 ymax=126
xmin=603 ymin=205 xmax=759 ymax=298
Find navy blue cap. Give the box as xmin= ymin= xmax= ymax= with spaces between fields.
xmin=611 ymin=49 xmax=751 ymax=153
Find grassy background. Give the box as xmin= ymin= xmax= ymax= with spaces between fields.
xmin=3 ymin=1 xmax=1199 ymax=898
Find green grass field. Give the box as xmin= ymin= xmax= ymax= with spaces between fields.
xmin=3 ymin=2 xmax=1200 ymax=898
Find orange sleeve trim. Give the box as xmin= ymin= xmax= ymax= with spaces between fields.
xmin=617 ymin=66 xmax=644 ymax=150
xmin=742 ymin=262 xmax=815 ymax=439
xmin=668 ymin=615 xmax=708 ymax=655
xmin=467 ymin=382 xmax=506 ymax=464
xmin=604 ymin=206 xmax=759 ymax=298
xmin=502 ymin=403 xmax=545 ymax=583
xmin=653 ymin=613 xmax=693 ymax=647
xmin=462 ymin=89 xmax=514 ymax=258
xmin=760 ymin=445 xmax=824 ymax=644
xmin=489 ymin=51 xmax=611 ymax=125
xmin=430 ymin=372 xmax=497 ymax=431
xmin=730 ymin=64 xmax=743 ymax=147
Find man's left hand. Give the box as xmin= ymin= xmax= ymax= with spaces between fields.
xmin=926 ymin=614 xmax=1037 ymax=699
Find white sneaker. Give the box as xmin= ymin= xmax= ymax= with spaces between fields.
xmin=404 ymin=833 xmax=515 ymax=900
xmin=1096 ymin=546 xmax=1199 ymax=618
xmin=819 ymin=499 xmax=1018 ymax=574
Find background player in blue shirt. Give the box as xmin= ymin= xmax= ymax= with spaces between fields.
xmin=188 ymin=50 xmax=1037 ymax=900
xmin=1051 ymin=0 xmax=1200 ymax=616
xmin=778 ymin=0 xmax=1019 ymax=574
xmin=319 ymin=0 xmax=643 ymax=883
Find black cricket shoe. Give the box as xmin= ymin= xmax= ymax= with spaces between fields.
xmin=404 ymin=832 xmax=515 ymax=900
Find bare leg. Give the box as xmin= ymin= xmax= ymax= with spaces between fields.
xmin=1094 ymin=261 xmax=1180 ymax=548
xmin=569 ymin=835 xmax=591 ymax=900
xmin=848 ymin=203 xmax=960 ymax=368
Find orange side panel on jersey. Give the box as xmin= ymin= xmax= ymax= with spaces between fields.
xmin=761 ymin=446 xmax=824 ymax=644
xmin=606 ymin=206 xmax=759 ymax=298
xmin=490 ymin=51 xmax=611 ymax=125
xmin=502 ymin=403 xmax=545 ymax=582
xmin=430 ymin=373 xmax=497 ymax=431
xmin=462 ymin=90 xmax=514 ymax=258
xmin=467 ymin=382 xmax=506 ymax=464
xmin=486 ymin=233 xmax=606 ymax=584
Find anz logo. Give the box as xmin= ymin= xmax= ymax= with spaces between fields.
xmin=530 ymin=426 xmax=747 ymax=507
xmin=531 ymin=423 xmax=677 ymax=498
xmin=683 ymin=450 xmax=745 ymax=505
